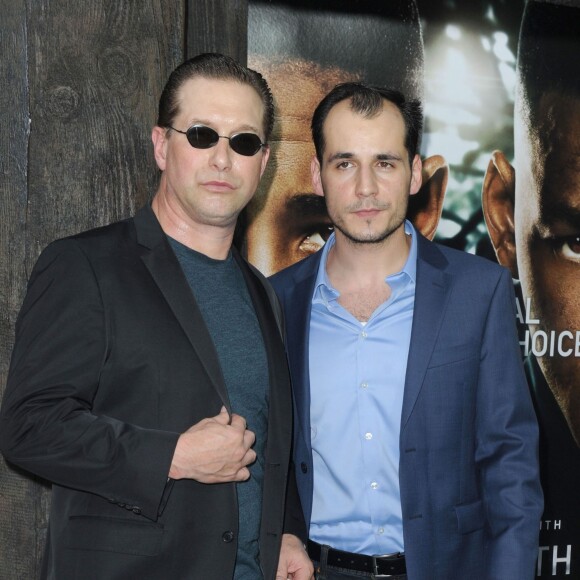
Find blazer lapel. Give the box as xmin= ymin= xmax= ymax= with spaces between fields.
xmin=133 ymin=206 xmax=231 ymax=409
xmin=283 ymin=254 xmax=321 ymax=443
xmin=401 ymin=235 xmax=452 ymax=428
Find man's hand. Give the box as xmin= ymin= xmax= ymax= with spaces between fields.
xmin=276 ymin=533 xmax=314 ymax=580
xmin=168 ymin=406 xmax=256 ymax=482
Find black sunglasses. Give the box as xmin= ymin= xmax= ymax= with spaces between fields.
xmin=168 ymin=124 xmax=266 ymax=156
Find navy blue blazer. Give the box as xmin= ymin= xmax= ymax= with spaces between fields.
xmin=270 ymin=233 xmax=543 ymax=580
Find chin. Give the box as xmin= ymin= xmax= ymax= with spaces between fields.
xmin=338 ymin=225 xmax=394 ymax=245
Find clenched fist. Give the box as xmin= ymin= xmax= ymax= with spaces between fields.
xmin=169 ymin=407 xmax=256 ymax=483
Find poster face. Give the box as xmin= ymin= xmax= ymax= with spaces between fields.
xmin=247 ymin=1 xmax=580 ymax=576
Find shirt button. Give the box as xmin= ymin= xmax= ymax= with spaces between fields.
xmin=371 ymin=482 xmax=378 ymax=490
xmin=361 ymin=331 xmax=367 ymax=338
xmin=222 ymin=531 xmax=235 ymax=543
xmin=365 ymin=432 xmax=373 ymax=440
xmin=378 ymin=527 xmax=384 ymax=535
xmin=360 ymin=382 xmax=368 ymax=389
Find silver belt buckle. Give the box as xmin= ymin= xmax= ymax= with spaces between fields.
xmin=372 ymin=551 xmax=403 ymax=578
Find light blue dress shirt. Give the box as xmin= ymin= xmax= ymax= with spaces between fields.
xmin=309 ymin=220 xmax=417 ymax=555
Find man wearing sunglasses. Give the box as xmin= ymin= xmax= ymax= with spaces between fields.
xmin=0 ymin=53 xmax=312 ymax=580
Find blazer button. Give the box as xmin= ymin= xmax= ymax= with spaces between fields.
xmin=222 ymin=531 xmax=235 ymax=543
xmin=301 ymin=462 xmax=308 ymax=474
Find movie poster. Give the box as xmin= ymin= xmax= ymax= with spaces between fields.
xmin=246 ymin=1 xmax=580 ymax=576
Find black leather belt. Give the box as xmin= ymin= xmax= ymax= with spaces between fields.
xmin=308 ymin=539 xmax=406 ymax=577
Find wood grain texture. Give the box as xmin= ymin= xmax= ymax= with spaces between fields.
xmin=0 ymin=2 xmax=38 ymax=579
xmin=25 ymin=0 xmax=184 ymax=260
xmin=186 ymin=0 xmax=248 ymax=61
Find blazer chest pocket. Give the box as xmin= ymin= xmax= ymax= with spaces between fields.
xmin=455 ymin=499 xmax=485 ymax=534
xmin=428 ymin=344 xmax=478 ymax=370
xmin=64 ymin=515 xmax=164 ymax=556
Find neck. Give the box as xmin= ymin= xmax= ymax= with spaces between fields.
xmin=151 ymin=187 xmax=234 ymax=261
xmin=327 ymin=223 xmax=411 ymax=286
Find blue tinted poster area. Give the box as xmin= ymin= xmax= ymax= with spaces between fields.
xmin=246 ymin=0 xmax=580 ymax=577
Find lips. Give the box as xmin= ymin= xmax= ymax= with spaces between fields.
xmin=349 ymin=201 xmax=388 ymax=217
xmin=352 ymin=208 xmax=384 ymax=220
xmin=201 ymin=180 xmax=235 ymax=192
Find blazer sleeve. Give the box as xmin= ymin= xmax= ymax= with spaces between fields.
xmin=283 ymin=455 xmax=308 ymax=543
xmin=0 ymin=239 xmax=179 ymax=521
xmin=475 ymin=268 xmax=543 ymax=578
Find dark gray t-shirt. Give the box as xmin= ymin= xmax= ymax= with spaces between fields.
xmin=169 ymin=238 xmax=269 ymax=580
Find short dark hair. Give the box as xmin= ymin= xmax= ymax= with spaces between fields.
xmin=311 ymin=82 xmax=423 ymax=166
xmin=517 ymin=0 xmax=580 ymax=128
xmin=157 ymin=53 xmax=275 ymax=142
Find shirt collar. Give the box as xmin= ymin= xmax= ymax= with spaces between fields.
xmin=312 ymin=220 xmax=418 ymax=305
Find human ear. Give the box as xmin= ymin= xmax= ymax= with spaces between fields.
xmin=482 ymin=150 xmax=518 ymax=277
xmin=407 ymin=154 xmax=448 ymax=240
xmin=259 ymin=146 xmax=271 ymax=178
xmin=311 ymin=156 xmax=324 ymax=197
xmin=152 ymin=126 xmax=168 ymax=171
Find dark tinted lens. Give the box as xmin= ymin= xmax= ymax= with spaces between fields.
xmin=186 ymin=125 xmax=219 ymax=149
xmin=230 ymin=133 xmax=263 ymax=156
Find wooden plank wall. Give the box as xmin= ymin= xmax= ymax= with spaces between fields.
xmin=1 ymin=3 xmax=36 ymax=576
xmin=0 ymin=1 xmax=246 ymax=577
xmin=187 ymin=0 xmax=248 ymax=63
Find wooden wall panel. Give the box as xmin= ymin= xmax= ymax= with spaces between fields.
xmin=186 ymin=0 xmax=248 ymax=61
xmin=25 ymin=0 xmax=184 ymax=258
xmin=0 ymin=2 xmax=37 ymax=578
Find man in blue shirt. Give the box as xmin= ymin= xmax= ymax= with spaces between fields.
xmin=270 ymin=82 xmax=543 ymax=579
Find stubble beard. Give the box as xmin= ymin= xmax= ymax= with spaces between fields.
xmin=330 ymin=199 xmax=408 ymax=246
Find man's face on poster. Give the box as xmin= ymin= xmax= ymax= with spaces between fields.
xmin=516 ymin=92 xmax=580 ymax=443
xmin=244 ymin=59 xmax=347 ymax=275
xmin=483 ymin=90 xmax=580 ymax=444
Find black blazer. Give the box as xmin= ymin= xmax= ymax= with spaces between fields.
xmin=0 ymin=205 xmax=305 ymax=579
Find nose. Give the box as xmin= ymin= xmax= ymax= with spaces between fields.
xmin=356 ymin=165 xmax=377 ymax=198
xmin=208 ymin=136 xmax=233 ymax=172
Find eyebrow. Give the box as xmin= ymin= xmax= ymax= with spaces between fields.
xmin=326 ymin=152 xmax=403 ymax=163
xmin=540 ymin=200 xmax=580 ymax=228
xmin=187 ymin=119 xmax=262 ymax=134
xmin=285 ymin=193 xmax=329 ymax=218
